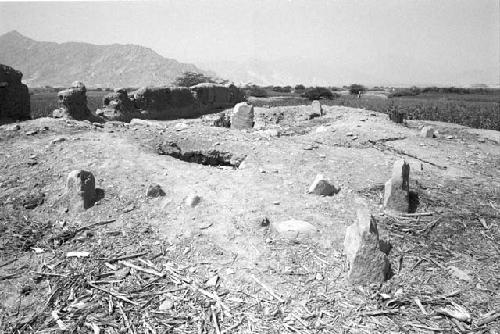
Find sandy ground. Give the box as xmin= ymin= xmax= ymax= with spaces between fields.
xmin=1 ymin=105 xmax=499 ymax=332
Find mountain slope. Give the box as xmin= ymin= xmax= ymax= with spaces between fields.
xmin=0 ymin=30 xmax=208 ymax=88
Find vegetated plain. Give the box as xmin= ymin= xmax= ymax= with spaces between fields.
xmin=29 ymin=86 xmax=500 ymax=131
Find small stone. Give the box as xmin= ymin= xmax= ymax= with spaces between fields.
xmin=343 ymin=200 xmax=390 ymax=285
xmin=122 ymin=204 xmax=135 ymax=213
xmin=258 ymin=217 xmax=270 ymax=227
xmin=5 ymin=124 xmax=20 ymax=131
xmin=446 ymin=135 xmax=453 ymax=139
xmin=174 ymin=122 xmax=188 ymax=131
xmin=271 ymin=219 xmax=318 ymax=240
xmin=346 ymin=132 xmax=354 ymax=137
xmin=383 ymin=159 xmax=410 ymax=213
xmin=146 ymin=184 xmax=165 ymax=198
xmin=272 ymin=201 xmax=280 ymax=205
xmin=26 ymin=130 xmax=38 ymax=136
xmin=448 ymin=266 xmax=473 ymax=281
xmin=51 ymin=137 xmax=66 ymax=144
xmin=114 ymin=267 xmax=130 ymax=280
xmin=185 ymin=194 xmax=201 ymax=207
xmin=66 ymin=170 xmax=97 ymax=211
xmin=420 ymin=126 xmax=435 ymax=138
xmin=315 ymin=273 xmax=324 ymax=281
xmin=307 ymin=174 xmax=339 ymax=196
xmin=205 ymin=275 xmax=219 ymax=287
xmin=315 ymin=126 xmax=328 ymax=133
xmin=159 ymin=298 xmax=174 ymax=310
xmin=23 ymin=192 xmax=45 ymax=209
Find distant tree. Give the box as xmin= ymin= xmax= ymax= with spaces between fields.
xmin=294 ymin=84 xmax=305 ymax=91
xmin=349 ymin=84 xmax=366 ymax=96
xmin=174 ymin=71 xmax=217 ymax=87
xmin=282 ymin=85 xmax=292 ymax=93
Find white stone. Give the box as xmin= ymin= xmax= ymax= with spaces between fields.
xmin=307 ymin=174 xmax=338 ymax=196
xmin=420 ymin=126 xmax=434 ymax=138
xmin=312 ymin=100 xmax=322 ymax=115
xmin=271 ymin=219 xmax=318 ymax=240
xmin=159 ymin=298 xmax=174 ymax=310
xmin=231 ymin=102 xmax=254 ymax=129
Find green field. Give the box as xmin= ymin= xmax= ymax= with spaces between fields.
xmin=249 ymin=89 xmax=500 ymax=131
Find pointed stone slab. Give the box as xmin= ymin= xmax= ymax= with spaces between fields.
xmin=384 ymin=159 xmax=410 ymax=213
xmin=344 ymin=201 xmax=390 ymax=285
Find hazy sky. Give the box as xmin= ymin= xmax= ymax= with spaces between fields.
xmin=0 ymin=0 xmax=499 ymax=85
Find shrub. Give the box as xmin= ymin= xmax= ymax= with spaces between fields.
xmin=173 ymin=71 xmax=217 ymax=87
xmin=302 ymin=87 xmax=335 ymax=100
xmin=294 ymin=84 xmax=305 ymax=91
xmin=349 ymin=84 xmax=366 ymax=96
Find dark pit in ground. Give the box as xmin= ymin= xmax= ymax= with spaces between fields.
xmin=156 ymin=141 xmax=244 ymax=168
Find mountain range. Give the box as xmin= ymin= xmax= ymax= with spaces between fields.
xmin=0 ymin=30 xmax=498 ymax=88
xmin=0 ymin=30 xmax=208 ymax=88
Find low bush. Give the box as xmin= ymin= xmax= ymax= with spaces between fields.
xmin=302 ymin=87 xmax=336 ymax=100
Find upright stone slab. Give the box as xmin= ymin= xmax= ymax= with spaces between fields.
xmin=420 ymin=126 xmax=434 ymax=138
xmin=230 ymin=102 xmax=254 ymax=129
xmin=344 ymin=201 xmax=390 ymax=285
xmin=66 ymin=170 xmax=97 ymax=211
xmin=383 ymin=159 xmax=410 ymax=212
xmin=312 ymin=100 xmax=323 ymax=116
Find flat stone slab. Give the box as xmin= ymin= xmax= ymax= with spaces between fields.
xmin=271 ymin=219 xmax=318 ymax=240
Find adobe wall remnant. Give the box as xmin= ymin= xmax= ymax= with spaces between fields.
xmin=118 ymin=84 xmax=245 ymax=121
xmin=384 ymin=159 xmax=410 ymax=212
xmin=344 ymin=201 xmax=391 ymax=285
xmin=0 ymin=64 xmax=30 ymax=122
xmin=53 ymin=81 xmax=95 ymax=121
xmin=96 ymin=88 xmax=140 ymax=122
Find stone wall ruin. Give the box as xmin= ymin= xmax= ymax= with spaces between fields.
xmin=96 ymin=88 xmax=140 ymax=122
xmin=53 ymin=81 xmax=96 ymax=121
xmin=0 ymin=64 xmax=30 ymax=122
xmin=103 ymin=84 xmax=245 ymax=121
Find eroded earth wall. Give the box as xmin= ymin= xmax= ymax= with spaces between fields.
xmin=0 ymin=64 xmax=30 ymax=122
xmin=129 ymin=84 xmax=245 ymax=120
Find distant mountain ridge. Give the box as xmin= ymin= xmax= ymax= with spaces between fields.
xmin=0 ymin=30 xmax=209 ymax=88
